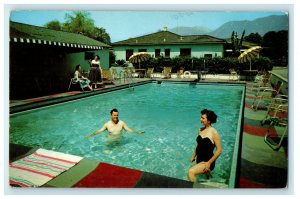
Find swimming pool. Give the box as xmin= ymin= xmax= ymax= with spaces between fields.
xmin=10 ymin=82 xmax=244 ymax=185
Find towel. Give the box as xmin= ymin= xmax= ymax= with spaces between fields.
xmin=9 ymin=148 xmax=83 ymax=187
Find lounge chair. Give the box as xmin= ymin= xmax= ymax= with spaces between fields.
xmin=111 ymin=68 xmax=119 ymax=80
xmin=176 ymin=68 xmax=184 ymax=78
xmin=145 ymin=67 xmax=154 ymax=78
xmin=229 ymin=68 xmax=239 ymax=81
xmin=263 ymin=100 xmax=288 ymax=151
xmin=128 ymin=67 xmax=142 ymax=78
xmin=102 ymin=69 xmax=114 ymax=85
xmin=261 ymin=95 xmax=288 ymax=126
xmin=68 ymin=72 xmax=85 ymax=91
xmin=161 ymin=67 xmax=172 ymax=79
xmin=68 ymin=77 xmax=84 ymax=92
xmin=251 ymin=81 xmax=283 ymax=111
xmin=246 ymin=73 xmax=272 ymax=92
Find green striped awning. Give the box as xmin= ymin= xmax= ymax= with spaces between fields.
xmin=10 ymin=21 xmax=111 ymax=50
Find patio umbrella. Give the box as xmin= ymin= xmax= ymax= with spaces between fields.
xmin=238 ymin=46 xmax=262 ymax=71
xmin=128 ymin=52 xmax=151 ymax=69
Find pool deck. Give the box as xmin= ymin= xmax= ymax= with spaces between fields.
xmin=8 ymin=75 xmax=288 ymax=189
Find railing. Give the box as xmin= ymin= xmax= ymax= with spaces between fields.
xmin=119 ymin=68 xmax=134 ymax=89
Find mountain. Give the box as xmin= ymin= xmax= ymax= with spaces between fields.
xmin=168 ymin=15 xmax=288 ymax=39
xmin=209 ymin=15 xmax=288 ymax=38
xmin=168 ymin=26 xmax=212 ymax=35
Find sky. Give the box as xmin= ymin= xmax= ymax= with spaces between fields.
xmin=9 ymin=10 xmax=286 ymax=42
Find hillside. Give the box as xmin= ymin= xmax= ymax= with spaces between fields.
xmin=168 ymin=15 xmax=288 ymax=38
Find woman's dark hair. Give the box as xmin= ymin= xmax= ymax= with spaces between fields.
xmin=75 ymin=64 xmax=81 ymax=71
xmin=201 ymin=109 xmax=217 ymax=123
xmin=110 ymin=108 xmax=119 ymax=115
xmin=94 ymin=55 xmax=100 ymax=60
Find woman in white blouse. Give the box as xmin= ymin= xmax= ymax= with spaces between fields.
xmin=89 ymin=55 xmax=103 ymax=89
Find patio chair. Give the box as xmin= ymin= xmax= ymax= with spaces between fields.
xmin=145 ymin=67 xmax=154 ymax=78
xmin=229 ymin=68 xmax=239 ymax=81
xmin=263 ymin=102 xmax=288 ymax=151
xmin=68 ymin=73 xmax=84 ymax=92
xmin=102 ymin=69 xmax=114 ymax=85
xmin=251 ymin=81 xmax=283 ymax=111
xmin=261 ymin=95 xmax=288 ymax=126
xmin=111 ymin=68 xmax=119 ymax=80
xmin=176 ymin=68 xmax=184 ymax=78
xmin=246 ymin=73 xmax=272 ymax=93
xmin=161 ymin=67 xmax=172 ymax=79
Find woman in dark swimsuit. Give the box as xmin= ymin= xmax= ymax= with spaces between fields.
xmin=188 ymin=109 xmax=222 ymax=182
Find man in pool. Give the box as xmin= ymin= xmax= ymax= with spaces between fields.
xmin=85 ymin=108 xmax=144 ymax=142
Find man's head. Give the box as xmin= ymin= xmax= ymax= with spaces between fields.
xmin=110 ymin=108 xmax=119 ymax=123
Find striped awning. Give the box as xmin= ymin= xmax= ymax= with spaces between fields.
xmin=10 ymin=37 xmax=104 ymax=50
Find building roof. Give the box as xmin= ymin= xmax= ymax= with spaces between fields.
xmin=10 ymin=21 xmax=111 ymax=49
xmin=112 ymin=30 xmax=226 ymax=46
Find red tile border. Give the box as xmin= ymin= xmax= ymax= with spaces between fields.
xmin=73 ymin=162 xmax=143 ymax=188
xmin=244 ymin=123 xmax=277 ymax=137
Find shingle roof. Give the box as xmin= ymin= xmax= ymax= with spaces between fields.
xmin=10 ymin=21 xmax=110 ymax=49
xmin=112 ymin=30 xmax=226 ymax=46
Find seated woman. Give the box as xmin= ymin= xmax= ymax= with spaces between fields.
xmin=74 ymin=64 xmax=93 ymax=91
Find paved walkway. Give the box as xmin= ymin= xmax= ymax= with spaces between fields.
xmin=238 ymin=84 xmax=288 ymax=188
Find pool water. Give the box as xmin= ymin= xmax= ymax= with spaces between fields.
xmin=10 ymin=83 xmax=244 ymax=182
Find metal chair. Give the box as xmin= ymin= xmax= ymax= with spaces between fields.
xmin=161 ymin=67 xmax=172 ymax=79
xmin=261 ymin=95 xmax=288 ymax=126
xmin=263 ymin=102 xmax=288 ymax=151
xmin=251 ymin=81 xmax=283 ymax=111
xmin=246 ymin=73 xmax=272 ymax=93
xmin=229 ymin=68 xmax=239 ymax=81
xmin=145 ymin=67 xmax=154 ymax=78
xmin=68 ymin=77 xmax=84 ymax=92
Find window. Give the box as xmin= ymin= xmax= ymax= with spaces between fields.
xmin=180 ymin=48 xmax=191 ymax=57
xmin=138 ymin=49 xmax=147 ymax=52
xmin=85 ymin=52 xmax=95 ymax=60
xmin=204 ymin=54 xmax=213 ymax=59
xmin=165 ymin=49 xmax=170 ymax=58
xmin=155 ymin=49 xmax=161 ymax=58
xmin=126 ymin=49 xmax=134 ymax=60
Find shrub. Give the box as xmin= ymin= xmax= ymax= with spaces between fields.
xmin=130 ymin=56 xmax=273 ymax=74
xmin=116 ymin=59 xmax=126 ymax=66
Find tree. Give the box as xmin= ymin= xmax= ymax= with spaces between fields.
xmin=45 ymin=20 xmax=62 ymax=31
xmin=244 ymin=32 xmax=262 ymax=44
xmin=63 ymin=11 xmax=95 ymax=35
xmin=93 ymin=27 xmax=111 ymax=44
xmin=231 ymin=30 xmax=245 ymax=56
xmin=44 ymin=11 xmax=111 ymax=44
xmin=262 ymin=30 xmax=288 ymax=66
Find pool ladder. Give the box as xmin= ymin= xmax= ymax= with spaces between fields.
xmin=119 ymin=69 xmax=134 ymax=90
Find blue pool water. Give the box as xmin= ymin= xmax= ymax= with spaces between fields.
xmin=10 ymin=82 xmax=244 ymax=182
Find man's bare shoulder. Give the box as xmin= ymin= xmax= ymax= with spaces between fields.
xmin=104 ymin=121 xmax=112 ymax=126
xmin=118 ymin=120 xmax=125 ymax=125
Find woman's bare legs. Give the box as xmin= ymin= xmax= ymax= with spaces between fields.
xmin=188 ymin=162 xmax=206 ymax=182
